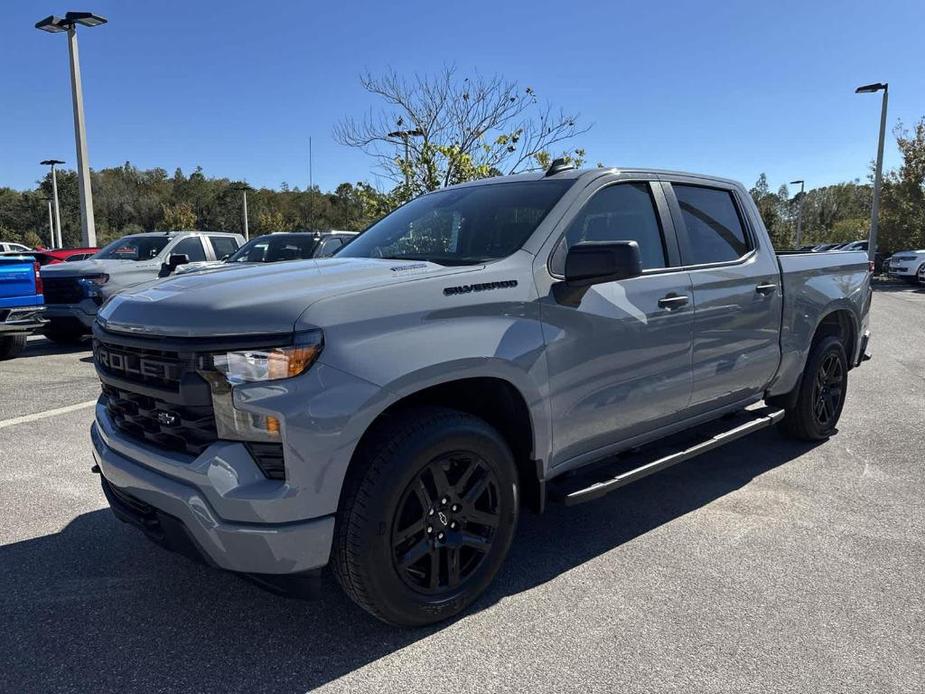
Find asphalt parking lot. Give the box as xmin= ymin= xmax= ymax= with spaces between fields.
xmin=1 ymin=283 xmax=923 ymax=694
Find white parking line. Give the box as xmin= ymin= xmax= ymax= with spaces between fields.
xmin=0 ymin=400 xmax=97 ymax=429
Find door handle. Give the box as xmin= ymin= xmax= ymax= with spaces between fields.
xmin=755 ymin=283 xmax=778 ymax=295
xmin=658 ymin=294 xmax=689 ymax=310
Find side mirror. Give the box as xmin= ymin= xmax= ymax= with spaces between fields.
xmin=564 ymin=241 xmax=643 ymax=286
xmin=160 ymin=253 xmax=190 ymax=277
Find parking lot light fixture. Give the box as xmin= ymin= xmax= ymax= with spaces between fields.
xmin=40 ymin=159 xmax=65 ymax=248
xmin=855 ymin=82 xmax=888 ymax=264
xmin=789 ymin=179 xmax=805 ymax=247
xmin=231 ymin=184 xmax=253 ymax=240
xmin=35 ymin=11 xmax=108 ymax=248
xmin=43 ymin=197 xmax=55 ymax=247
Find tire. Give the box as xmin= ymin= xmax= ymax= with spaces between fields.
xmin=42 ymin=326 xmax=86 ymax=344
xmin=0 ymin=334 xmax=27 ymax=360
xmin=332 ymin=407 xmax=519 ymax=627
xmin=780 ymin=335 xmax=849 ymax=441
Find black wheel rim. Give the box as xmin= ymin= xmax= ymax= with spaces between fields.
xmin=391 ymin=452 xmax=501 ymax=595
xmin=812 ymin=352 xmax=844 ymax=427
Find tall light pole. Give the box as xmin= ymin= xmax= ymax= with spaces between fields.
xmin=36 ymin=12 xmax=108 ymax=248
xmin=232 ymin=184 xmax=252 ymax=240
xmin=790 ymin=179 xmax=805 ymax=247
xmin=388 ymin=128 xmax=424 ymax=190
xmin=856 ymin=82 xmax=888 ymax=264
xmin=40 ymin=159 xmax=65 ymax=247
xmin=44 ymin=197 xmax=55 ymax=247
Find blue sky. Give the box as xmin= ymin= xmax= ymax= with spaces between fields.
xmin=1 ymin=0 xmax=923 ymax=194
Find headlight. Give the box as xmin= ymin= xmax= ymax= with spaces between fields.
xmin=212 ymin=330 xmax=323 ymax=385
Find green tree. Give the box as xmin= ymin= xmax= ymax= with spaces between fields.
xmin=879 ymin=117 xmax=925 ymax=253
xmin=160 ymin=201 xmax=197 ymax=230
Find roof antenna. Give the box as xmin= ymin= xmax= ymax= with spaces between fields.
xmin=545 ymin=157 xmax=576 ymax=176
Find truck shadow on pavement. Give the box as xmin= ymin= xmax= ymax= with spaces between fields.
xmin=0 ymin=428 xmax=820 ymax=693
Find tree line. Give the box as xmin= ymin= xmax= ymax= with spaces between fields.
xmin=1 ymin=66 xmax=922 ymax=255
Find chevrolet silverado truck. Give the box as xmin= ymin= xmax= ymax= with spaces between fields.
xmin=89 ymin=164 xmax=872 ymax=626
xmin=0 ymin=255 xmax=45 ymax=359
xmin=40 ymin=231 xmax=243 ymax=343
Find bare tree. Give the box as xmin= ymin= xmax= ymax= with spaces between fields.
xmin=334 ymin=67 xmax=591 ymax=199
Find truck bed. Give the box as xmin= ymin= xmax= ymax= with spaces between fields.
xmin=773 ymin=249 xmax=871 ymax=395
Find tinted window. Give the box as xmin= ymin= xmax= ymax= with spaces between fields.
xmin=318 ymin=238 xmax=344 ymax=257
xmin=673 ymin=185 xmax=750 ymax=264
xmin=209 ymin=236 xmax=239 ymax=260
xmin=337 ymin=181 xmax=572 ymax=265
xmin=172 ymin=236 xmax=207 ymax=262
xmin=228 ymin=234 xmax=320 ymax=263
xmin=552 ymin=183 xmax=666 ymax=273
xmin=95 ymin=235 xmax=170 ymax=261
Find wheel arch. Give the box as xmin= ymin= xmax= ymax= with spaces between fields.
xmin=342 ymin=373 xmax=547 ymax=514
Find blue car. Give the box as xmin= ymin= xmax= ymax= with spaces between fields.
xmin=0 ymin=255 xmax=45 ymax=359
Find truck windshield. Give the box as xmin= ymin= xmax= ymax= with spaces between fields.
xmin=95 ymin=236 xmax=170 ymax=261
xmin=228 ymin=234 xmax=319 ymax=263
xmin=337 ymin=180 xmax=573 ymax=265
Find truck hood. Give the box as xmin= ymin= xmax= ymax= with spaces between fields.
xmin=40 ymin=258 xmax=145 ymax=277
xmin=97 ymin=257 xmax=476 ymax=337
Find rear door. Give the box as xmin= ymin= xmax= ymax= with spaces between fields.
xmin=537 ymin=176 xmax=695 ymax=468
xmin=663 ymin=179 xmax=782 ymax=412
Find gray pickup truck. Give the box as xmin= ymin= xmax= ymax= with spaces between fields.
xmin=89 ymin=164 xmax=872 ymax=626
xmin=40 ymin=231 xmax=243 ymax=343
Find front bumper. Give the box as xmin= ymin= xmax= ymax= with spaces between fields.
xmin=91 ymin=410 xmax=335 ymax=575
xmin=0 ymin=306 xmax=46 ymax=335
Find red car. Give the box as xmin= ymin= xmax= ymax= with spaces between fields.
xmin=0 ymin=247 xmax=99 ymax=266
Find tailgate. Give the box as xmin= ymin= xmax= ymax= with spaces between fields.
xmin=0 ymin=256 xmax=42 ymax=308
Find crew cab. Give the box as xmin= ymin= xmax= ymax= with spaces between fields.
xmin=89 ymin=164 xmax=872 ymax=626
xmin=40 ymin=231 xmax=243 ymax=343
xmin=0 ymin=255 xmax=45 ymax=359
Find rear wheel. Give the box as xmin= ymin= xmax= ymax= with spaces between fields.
xmin=780 ymin=335 xmax=848 ymax=440
xmin=332 ymin=407 xmax=519 ymax=627
xmin=0 ymin=335 xmax=27 ymax=360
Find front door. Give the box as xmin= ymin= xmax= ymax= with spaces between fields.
xmin=538 ymin=179 xmax=694 ymax=468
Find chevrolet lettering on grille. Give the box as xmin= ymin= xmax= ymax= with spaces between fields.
xmin=94 ymin=345 xmax=175 ymax=381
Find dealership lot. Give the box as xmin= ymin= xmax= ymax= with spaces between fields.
xmin=1 ymin=284 xmax=923 ymax=693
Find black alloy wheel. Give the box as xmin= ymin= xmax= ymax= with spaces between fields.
xmin=391 ymin=453 xmax=501 ymax=594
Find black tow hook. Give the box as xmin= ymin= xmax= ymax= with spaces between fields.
xmin=91 ymin=464 xmax=100 ymax=474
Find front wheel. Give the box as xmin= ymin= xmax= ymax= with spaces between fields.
xmin=332 ymin=407 xmax=519 ymax=627
xmin=780 ymin=335 xmax=848 ymax=440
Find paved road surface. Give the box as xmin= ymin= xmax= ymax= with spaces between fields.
xmin=1 ymin=284 xmax=922 ymax=693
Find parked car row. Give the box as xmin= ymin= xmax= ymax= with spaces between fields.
xmin=35 ymin=229 xmax=357 ymax=343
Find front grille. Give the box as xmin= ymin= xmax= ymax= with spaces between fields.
xmin=43 ymin=277 xmax=84 ymax=304
xmin=94 ymin=337 xmax=218 ymax=456
xmin=101 ymin=382 xmax=217 ymax=456
xmin=93 ymin=330 xmax=286 ymax=478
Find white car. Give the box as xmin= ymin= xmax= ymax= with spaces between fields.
xmin=0 ymin=241 xmax=31 ymax=253
xmin=887 ymin=250 xmax=925 ymax=282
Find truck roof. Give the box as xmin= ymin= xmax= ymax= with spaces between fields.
xmin=108 ymin=230 xmax=241 ymax=240
xmin=446 ymin=166 xmax=743 ymax=191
